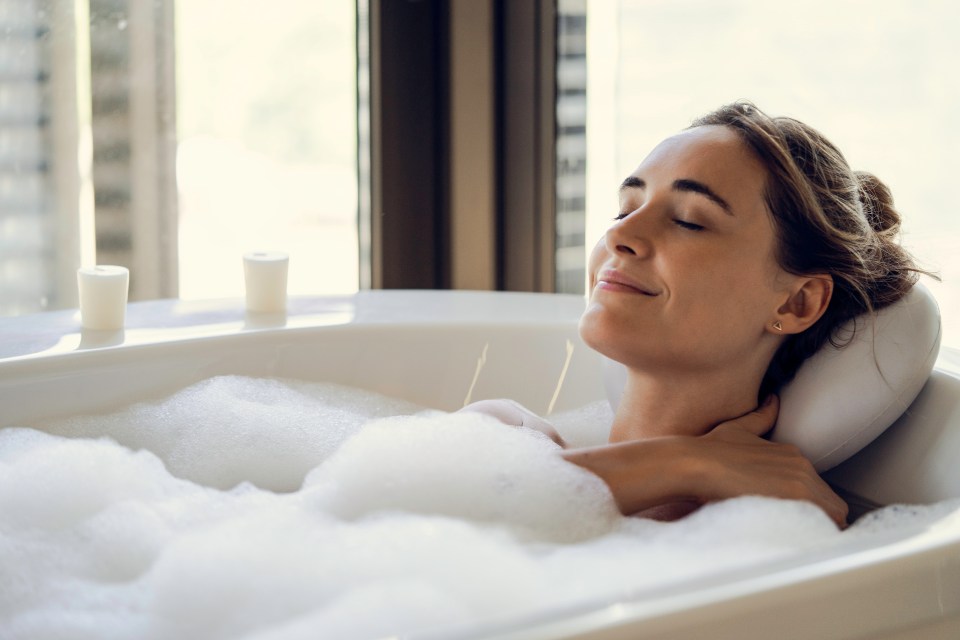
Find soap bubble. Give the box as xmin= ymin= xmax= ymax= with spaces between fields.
xmin=39 ymin=376 xmax=424 ymax=492
xmin=305 ymin=411 xmax=621 ymax=542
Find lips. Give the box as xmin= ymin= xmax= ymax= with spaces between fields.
xmin=596 ymin=269 xmax=658 ymax=296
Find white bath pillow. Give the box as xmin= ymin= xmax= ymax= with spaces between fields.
xmin=602 ymin=282 xmax=941 ymax=471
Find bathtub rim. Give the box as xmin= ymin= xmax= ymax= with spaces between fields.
xmin=0 ymin=290 xmax=606 ymax=424
xmin=2 ymin=289 xmax=960 ymax=640
xmin=449 ymin=501 xmax=960 ymax=640
xmin=0 ymin=290 xmax=591 ymax=362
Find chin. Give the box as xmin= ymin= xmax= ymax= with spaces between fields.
xmin=579 ymin=306 xmax=690 ymax=372
xmin=578 ymin=306 xmax=635 ymax=366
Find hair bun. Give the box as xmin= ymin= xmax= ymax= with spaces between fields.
xmin=856 ymin=171 xmax=900 ymax=237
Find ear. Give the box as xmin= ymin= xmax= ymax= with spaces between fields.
xmin=771 ymin=275 xmax=833 ymax=335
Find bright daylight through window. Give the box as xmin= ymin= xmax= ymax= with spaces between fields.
xmin=0 ymin=0 xmax=357 ymax=317
xmin=175 ymin=0 xmax=357 ymax=300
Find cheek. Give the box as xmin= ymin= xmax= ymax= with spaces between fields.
xmin=670 ymin=252 xmax=780 ymax=333
xmin=669 ymin=248 xmax=772 ymax=310
xmin=586 ymin=239 xmax=608 ymax=289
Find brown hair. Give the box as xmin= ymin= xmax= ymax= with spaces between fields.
xmin=690 ymin=102 xmax=928 ymax=398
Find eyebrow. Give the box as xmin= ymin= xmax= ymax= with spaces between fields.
xmin=619 ymin=176 xmax=734 ymax=215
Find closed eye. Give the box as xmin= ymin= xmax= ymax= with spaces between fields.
xmin=673 ymin=219 xmax=704 ymax=231
xmin=613 ymin=211 xmax=704 ymax=231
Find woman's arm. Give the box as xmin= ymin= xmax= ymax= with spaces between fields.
xmin=562 ymin=396 xmax=849 ymax=527
xmin=461 ymin=396 xmax=848 ymax=526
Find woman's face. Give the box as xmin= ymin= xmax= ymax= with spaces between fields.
xmin=580 ymin=125 xmax=790 ymax=373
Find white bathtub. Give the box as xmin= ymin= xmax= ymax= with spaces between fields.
xmin=1 ymin=290 xmax=958 ymax=640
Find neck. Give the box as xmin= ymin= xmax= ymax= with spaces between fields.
xmin=609 ymin=363 xmax=766 ymax=442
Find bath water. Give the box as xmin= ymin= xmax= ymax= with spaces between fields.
xmin=1 ymin=376 xmax=955 ymax=639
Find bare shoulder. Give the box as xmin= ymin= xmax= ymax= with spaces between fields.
xmin=459 ymin=399 xmax=566 ymax=447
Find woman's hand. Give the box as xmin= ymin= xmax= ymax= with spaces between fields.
xmin=688 ymin=396 xmax=849 ymax=527
xmin=562 ymin=396 xmax=849 ymax=528
xmin=459 ymin=399 xmax=567 ymax=447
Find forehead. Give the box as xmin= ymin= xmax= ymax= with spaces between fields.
xmin=628 ymin=125 xmax=768 ymax=210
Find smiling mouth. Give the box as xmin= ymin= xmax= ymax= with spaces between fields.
xmin=596 ymin=271 xmax=658 ymax=296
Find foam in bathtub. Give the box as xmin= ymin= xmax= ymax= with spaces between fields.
xmin=39 ymin=375 xmax=425 ymax=492
xmin=549 ymin=398 xmax=614 ymax=447
xmin=305 ymin=412 xmax=620 ymax=542
xmin=0 ymin=428 xmax=181 ymax=531
xmin=2 ymin=376 xmax=956 ymax=640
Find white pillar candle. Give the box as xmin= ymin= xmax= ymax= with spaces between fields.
xmin=243 ymin=251 xmax=289 ymax=313
xmin=77 ymin=265 xmax=129 ymax=330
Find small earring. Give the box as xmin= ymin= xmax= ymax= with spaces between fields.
xmin=773 ymin=320 xmax=783 ymax=332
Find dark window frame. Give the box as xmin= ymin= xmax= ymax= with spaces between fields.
xmin=358 ymin=0 xmax=567 ymax=293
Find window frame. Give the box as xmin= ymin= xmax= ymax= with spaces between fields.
xmin=359 ymin=0 xmax=566 ymax=293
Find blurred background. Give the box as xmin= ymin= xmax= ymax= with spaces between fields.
xmin=1 ymin=0 xmax=957 ymax=344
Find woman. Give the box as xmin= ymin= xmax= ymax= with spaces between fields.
xmin=467 ymin=102 xmax=923 ymax=528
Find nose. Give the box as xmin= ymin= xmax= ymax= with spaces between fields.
xmin=605 ymin=210 xmax=653 ymax=259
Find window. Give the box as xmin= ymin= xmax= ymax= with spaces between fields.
xmin=176 ymin=0 xmax=357 ymax=300
xmin=584 ymin=0 xmax=960 ymax=344
xmin=0 ymin=0 xmax=93 ymax=316
xmin=0 ymin=0 xmax=358 ymax=317
xmin=554 ymin=0 xmax=587 ymax=295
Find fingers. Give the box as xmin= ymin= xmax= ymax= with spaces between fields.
xmin=760 ymin=449 xmax=849 ymax=528
xmin=695 ymin=421 xmax=849 ymax=528
xmin=720 ymin=394 xmax=779 ymax=437
xmin=751 ymin=443 xmax=848 ymax=528
xmin=790 ymin=475 xmax=848 ymax=528
xmin=809 ymin=475 xmax=850 ymax=529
